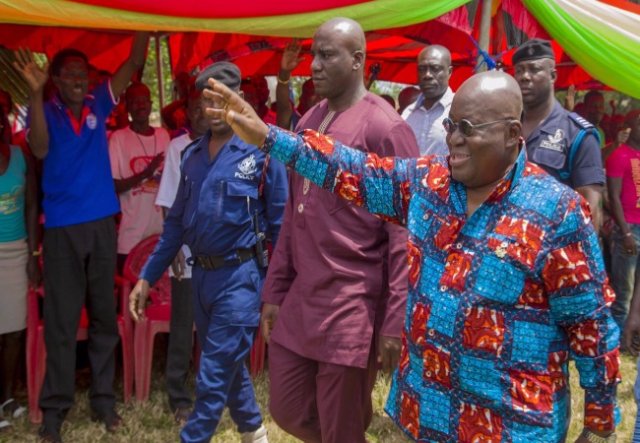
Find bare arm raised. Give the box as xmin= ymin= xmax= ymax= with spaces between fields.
xmin=275 ymin=40 xmax=303 ymax=129
xmin=13 ymin=49 xmax=49 ymax=158
xmin=111 ymin=32 xmax=150 ymax=98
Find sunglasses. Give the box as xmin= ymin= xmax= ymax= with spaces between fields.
xmin=442 ymin=117 xmax=517 ymax=137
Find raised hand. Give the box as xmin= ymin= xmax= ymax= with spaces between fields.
xmin=13 ymin=48 xmax=49 ymax=94
xmin=281 ymin=40 xmax=303 ymax=73
xmin=564 ymin=84 xmax=576 ymax=111
xmin=203 ymin=79 xmax=269 ymax=146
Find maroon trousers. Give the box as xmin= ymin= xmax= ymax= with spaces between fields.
xmin=268 ymin=341 xmax=378 ymax=443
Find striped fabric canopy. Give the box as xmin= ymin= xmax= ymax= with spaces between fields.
xmin=0 ymin=0 xmax=638 ymax=97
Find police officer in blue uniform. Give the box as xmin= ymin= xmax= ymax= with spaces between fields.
xmin=514 ymin=39 xmax=604 ymax=229
xmin=128 ymin=62 xmax=287 ymax=443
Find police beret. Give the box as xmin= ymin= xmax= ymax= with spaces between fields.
xmin=195 ymin=61 xmax=242 ymax=91
xmin=512 ymin=39 xmax=555 ymax=65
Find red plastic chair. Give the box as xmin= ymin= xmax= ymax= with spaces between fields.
xmin=121 ymin=234 xmax=172 ymax=402
xmin=26 ymin=281 xmax=133 ymax=424
xmin=250 ymin=324 xmax=266 ymax=377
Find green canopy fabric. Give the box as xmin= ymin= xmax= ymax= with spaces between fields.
xmin=524 ymin=0 xmax=640 ymax=98
xmin=0 ymin=0 xmax=469 ymax=36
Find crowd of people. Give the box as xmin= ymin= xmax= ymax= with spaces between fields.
xmin=0 ymin=16 xmax=638 ymax=443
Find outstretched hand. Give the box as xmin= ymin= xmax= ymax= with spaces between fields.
xmin=203 ymin=79 xmax=270 ymax=146
xmin=13 ymin=48 xmax=49 ymax=94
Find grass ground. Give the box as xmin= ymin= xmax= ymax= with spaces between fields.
xmin=1 ymin=351 xmax=636 ymax=442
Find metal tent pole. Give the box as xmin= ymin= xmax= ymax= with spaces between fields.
xmin=477 ymin=0 xmax=493 ymax=72
xmin=155 ymin=33 xmax=165 ymax=110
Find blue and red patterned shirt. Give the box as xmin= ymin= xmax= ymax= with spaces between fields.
xmin=263 ymin=125 xmax=620 ymax=442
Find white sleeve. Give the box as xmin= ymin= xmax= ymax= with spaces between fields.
xmin=108 ymin=130 xmax=124 ymax=179
xmin=155 ymin=137 xmax=182 ymax=208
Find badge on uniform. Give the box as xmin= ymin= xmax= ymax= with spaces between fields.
xmin=86 ymin=113 xmax=97 ymax=130
xmin=540 ymin=128 xmax=564 ymax=152
xmin=235 ymin=154 xmax=257 ymax=180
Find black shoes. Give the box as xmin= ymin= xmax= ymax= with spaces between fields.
xmin=90 ymin=409 xmax=123 ymax=433
xmin=38 ymin=410 xmax=121 ymax=442
xmin=173 ymin=406 xmax=191 ymax=426
xmin=38 ymin=425 xmax=63 ymax=443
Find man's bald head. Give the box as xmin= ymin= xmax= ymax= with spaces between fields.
xmin=455 ymin=70 xmax=522 ymax=121
xmin=416 ymin=44 xmax=452 ymax=106
xmin=419 ymin=45 xmax=451 ymax=67
xmin=310 ymin=17 xmax=367 ymax=108
xmin=315 ymin=18 xmax=366 ymax=55
xmin=447 ymin=71 xmax=523 ymax=190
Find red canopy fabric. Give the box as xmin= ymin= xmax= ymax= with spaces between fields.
xmin=167 ymin=7 xmax=477 ymax=87
xmin=0 ymin=0 xmax=609 ymax=90
xmin=0 ymin=25 xmax=133 ymax=73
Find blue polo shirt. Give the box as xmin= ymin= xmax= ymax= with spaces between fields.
xmin=40 ymin=81 xmax=120 ymax=228
xmin=141 ymin=132 xmax=288 ymax=284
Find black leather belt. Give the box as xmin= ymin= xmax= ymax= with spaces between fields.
xmin=193 ymin=248 xmax=255 ymax=270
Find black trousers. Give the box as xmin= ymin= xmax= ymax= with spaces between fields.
xmin=166 ymin=276 xmax=194 ymax=411
xmin=40 ymin=217 xmax=119 ymax=426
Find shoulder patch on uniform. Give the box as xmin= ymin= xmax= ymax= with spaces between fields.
xmin=568 ymin=112 xmax=594 ymax=130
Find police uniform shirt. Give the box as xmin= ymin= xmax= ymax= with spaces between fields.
xmin=526 ymin=101 xmax=604 ymax=189
xmin=140 ymin=131 xmax=288 ymax=285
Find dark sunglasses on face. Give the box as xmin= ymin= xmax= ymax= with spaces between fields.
xmin=442 ymin=117 xmax=517 ymax=137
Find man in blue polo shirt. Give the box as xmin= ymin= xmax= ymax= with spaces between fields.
xmin=13 ymin=33 xmax=149 ymax=443
xmin=129 ymin=62 xmax=287 ymax=443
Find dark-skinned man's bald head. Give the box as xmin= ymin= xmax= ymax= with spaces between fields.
xmin=417 ymin=45 xmax=452 ymax=108
xmin=446 ymin=70 xmax=523 ymax=190
xmin=316 ymin=18 xmax=366 ymax=54
xmin=310 ymin=17 xmax=366 ymax=105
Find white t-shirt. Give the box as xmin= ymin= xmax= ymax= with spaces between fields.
xmin=109 ymin=126 xmax=170 ymax=254
xmin=156 ymin=133 xmax=195 ymax=279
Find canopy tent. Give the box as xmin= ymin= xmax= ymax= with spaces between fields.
xmin=163 ymin=2 xmax=599 ymax=89
xmin=0 ymin=0 xmax=638 ymax=97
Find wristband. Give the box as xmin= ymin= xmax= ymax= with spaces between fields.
xmin=277 ymin=76 xmax=290 ymax=85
